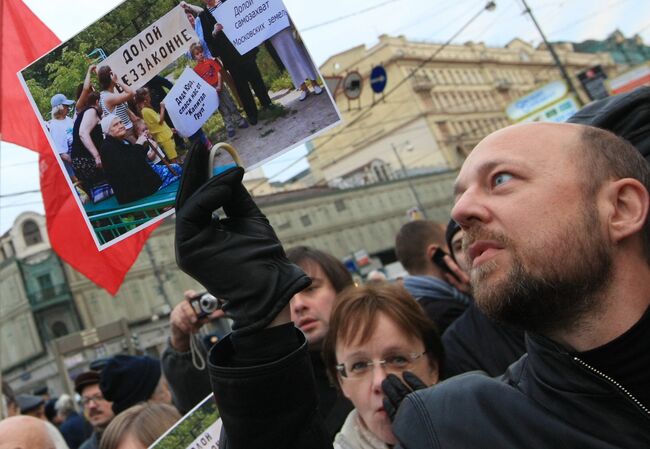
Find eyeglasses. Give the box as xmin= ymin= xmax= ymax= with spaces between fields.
xmin=81 ymin=394 xmax=106 ymax=406
xmin=336 ymin=351 xmax=426 ymax=379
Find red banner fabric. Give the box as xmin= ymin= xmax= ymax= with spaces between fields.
xmin=1 ymin=0 xmax=159 ymax=295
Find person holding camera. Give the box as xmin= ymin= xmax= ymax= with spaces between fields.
xmin=162 ymin=290 xmax=230 ymax=414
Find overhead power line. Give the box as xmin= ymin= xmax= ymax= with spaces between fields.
xmin=301 ymin=0 xmax=400 ymax=32
xmin=0 ymin=190 xmax=41 ymax=199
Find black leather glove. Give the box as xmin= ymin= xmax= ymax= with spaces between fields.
xmin=175 ymin=145 xmax=311 ymax=335
xmin=382 ymin=371 xmax=428 ymax=421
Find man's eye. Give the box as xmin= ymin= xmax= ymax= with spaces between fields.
xmin=493 ymin=173 xmax=513 ymax=187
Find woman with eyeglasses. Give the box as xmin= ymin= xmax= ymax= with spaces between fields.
xmin=322 ymin=283 xmax=443 ymax=448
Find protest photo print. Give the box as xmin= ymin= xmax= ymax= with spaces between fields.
xmin=18 ymin=0 xmax=341 ymax=250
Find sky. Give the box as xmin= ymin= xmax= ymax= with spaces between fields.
xmin=1 ymin=0 xmax=649 ymax=234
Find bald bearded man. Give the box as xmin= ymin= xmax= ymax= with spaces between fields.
xmin=0 ymin=415 xmax=69 ymax=449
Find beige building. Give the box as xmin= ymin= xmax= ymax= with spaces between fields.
xmin=259 ymin=169 xmax=457 ymax=259
xmin=2 ymin=167 xmax=459 ymax=393
xmin=310 ymin=35 xmax=616 ymax=185
xmin=0 ymin=212 xmax=203 ymax=395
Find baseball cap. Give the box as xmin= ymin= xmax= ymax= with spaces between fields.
xmin=50 ymin=93 xmax=75 ymax=107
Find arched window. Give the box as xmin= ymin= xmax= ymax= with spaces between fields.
xmin=52 ymin=321 xmax=69 ymax=338
xmin=22 ymin=220 xmax=42 ymax=246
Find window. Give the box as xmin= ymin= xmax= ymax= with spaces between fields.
xmin=22 ymin=220 xmax=42 ymax=246
xmin=300 ymin=215 xmax=312 ymax=227
xmin=334 ymin=199 xmax=347 ymax=212
xmin=37 ymin=274 xmax=55 ymax=300
xmin=277 ymin=221 xmax=292 ymax=231
xmin=52 ymin=321 xmax=69 ymax=338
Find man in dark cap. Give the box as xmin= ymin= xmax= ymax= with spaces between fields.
xmin=33 ymin=386 xmax=51 ymax=402
xmin=100 ymin=355 xmax=172 ymax=415
xmin=16 ymin=394 xmax=45 ymax=420
xmin=75 ymin=371 xmax=114 ymax=449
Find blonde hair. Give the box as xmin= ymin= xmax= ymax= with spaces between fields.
xmin=133 ymin=119 xmax=147 ymax=137
xmin=190 ymin=42 xmax=204 ymax=57
xmin=51 ymin=104 xmax=68 ymax=120
xmin=99 ymin=403 xmax=180 ymax=449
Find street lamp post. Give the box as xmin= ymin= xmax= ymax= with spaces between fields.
xmin=391 ymin=142 xmax=428 ymax=219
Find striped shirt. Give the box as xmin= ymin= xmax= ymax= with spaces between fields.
xmin=100 ymin=90 xmax=133 ymax=129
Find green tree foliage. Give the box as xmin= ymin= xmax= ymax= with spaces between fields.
xmin=74 ymin=0 xmax=178 ymax=55
xmin=24 ymin=79 xmax=51 ymax=120
xmin=23 ymin=44 xmax=96 ymax=118
xmin=22 ymin=0 xmax=177 ymax=119
xmin=257 ymin=45 xmax=284 ymax=89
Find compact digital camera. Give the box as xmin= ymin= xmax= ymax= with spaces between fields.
xmin=189 ymin=292 xmax=222 ymax=319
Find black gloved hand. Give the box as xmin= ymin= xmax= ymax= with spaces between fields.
xmin=175 ymin=145 xmax=311 ymax=335
xmin=382 ymin=371 xmax=428 ymax=421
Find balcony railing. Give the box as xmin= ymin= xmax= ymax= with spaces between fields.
xmin=27 ymin=284 xmax=71 ymax=306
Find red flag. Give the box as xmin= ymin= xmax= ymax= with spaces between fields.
xmin=1 ymin=0 xmax=159 ymax=295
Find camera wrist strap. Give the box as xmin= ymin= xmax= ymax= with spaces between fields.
xmin=190 ymin=332 xmax=207 ymax=371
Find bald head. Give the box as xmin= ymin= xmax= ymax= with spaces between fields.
xmin=456 ymin=123 xmax=583 ymax=193
xmin=0 ymin=416 xmax=56 ymax=449
xmin=455 ymin=122 xmax=650 ymax=261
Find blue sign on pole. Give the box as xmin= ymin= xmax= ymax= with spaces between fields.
xmin=370 ymin=65 xmax=387 ymax=93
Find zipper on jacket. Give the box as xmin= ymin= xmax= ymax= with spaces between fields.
xmin=573 ymin=356 xmax=650 ymax=418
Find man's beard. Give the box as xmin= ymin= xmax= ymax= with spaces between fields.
xmin=463 ymin=205 xmax=613 ymax=336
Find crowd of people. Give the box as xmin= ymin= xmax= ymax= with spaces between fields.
xmin=45 ymin=0 xmax=325 ymax=209
xmin=47 ymin=67 xmax=183 ymax=207
xmin=7 ymin=74 xmax=650 ymax=449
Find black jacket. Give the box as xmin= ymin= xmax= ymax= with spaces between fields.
xmin=99 ymin=135 xmax=162 ymax=204
xmin=163 ymin=335 xmax=351 ymax=438
xmin=203 ymin=328 xmax=650 ymax=449
xmin=197 ymin=6 xmax=257 ymax=69
xmin=393 ymin=333 xmax=650 ymax=449
xmin=441 ymin=303 xmax=526 ymax=378
xmin=209 ymin=329 xmax=332 ymax=449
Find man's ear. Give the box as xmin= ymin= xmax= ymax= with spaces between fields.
xmin=425 ymin=244 xmax=438 ymax=261
xmin=603 ymin=178 xmax=649 ymax=243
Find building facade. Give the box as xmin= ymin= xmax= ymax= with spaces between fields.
xmin=1 ymin=168 xmax=458 ymax=394
xmin=259 ymin=170 xmax=457 ymax=260
xmin=309 ymin=35 xmax=616 ymax=185
xmin=0 ymin=212 xmax=203 ymax=395
xmin=0 ymin=212 xmax=78 ymax=372
xmin=569 ymin=30 xmax=650 ymax=66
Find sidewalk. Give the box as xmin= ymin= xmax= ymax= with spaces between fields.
xmin=210 ymin=88 xmax=340 ymax=170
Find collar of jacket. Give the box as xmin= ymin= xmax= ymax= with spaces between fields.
xmin=504 ymin=332 xmax=650 ymax=427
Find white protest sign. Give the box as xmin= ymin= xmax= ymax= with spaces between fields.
xmin=184 ymin=420 xmax=222 ymax=449
xmin=101 ymin=6 xmax=199 ymax=90
xmin=212 ymin=0 xmax=290 ymax=55
xmin=164 ymin=67 xmax=219 ymax=138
